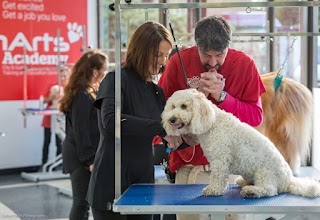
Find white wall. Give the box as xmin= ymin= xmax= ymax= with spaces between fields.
xmin=0 ymin=101 xmax=44 ymax=169
xmin=0 ymin=0 xmax=98 ymax=170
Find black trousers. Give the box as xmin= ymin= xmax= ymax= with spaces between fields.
xmin=92 ymin=208 xmax=153 ymax=220
xmin=69 ymin=166 xmax=91 ymax=220
xmin=42 ymin=127 xmax=62 ymax=164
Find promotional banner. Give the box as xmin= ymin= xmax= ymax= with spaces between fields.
xmin=0 ymin=0 xmax=87 ymax=100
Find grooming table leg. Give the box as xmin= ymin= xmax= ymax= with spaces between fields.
xmin=211 ymin=214 xmax=225 ymax=220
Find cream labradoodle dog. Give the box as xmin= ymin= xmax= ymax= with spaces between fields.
xmin=162 ymin=88 xmax=320 ymax=198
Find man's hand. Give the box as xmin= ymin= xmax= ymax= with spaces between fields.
xmin=198 ymin=69 xmax=225 ymax=101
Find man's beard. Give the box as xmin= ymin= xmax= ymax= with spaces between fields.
xmin=203 ymin=63 xmax=220 ymax=71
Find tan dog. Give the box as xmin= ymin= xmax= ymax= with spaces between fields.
xmin=258 ymin=72 xmax=313 ymax=175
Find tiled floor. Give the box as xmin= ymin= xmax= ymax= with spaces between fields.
xmin=0 ymin=170 xmax=78 ymax=220
xmin=1 ymin=170 xmax=320 ymax=220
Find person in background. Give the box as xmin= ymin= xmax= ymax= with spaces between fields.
xmin=158 ymin=15 xmax=266 ymax=220
xmin=87 ymin=21 xmax=183 ymax=220
xmin=41 ymin=66 xmax=70 ymax=167
xmin=59 ymin=50 xmax=108 ymax=220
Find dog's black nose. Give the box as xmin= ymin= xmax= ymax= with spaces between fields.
xmin=169 ymin=116 xmax=177 ymax=124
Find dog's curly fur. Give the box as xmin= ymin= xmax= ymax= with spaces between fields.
xmin=258 ymin=72 xmax=313 ymax=175
xmin=162 ymin=88 xmax=320 ymax=198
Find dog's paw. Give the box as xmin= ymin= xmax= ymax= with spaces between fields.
xmin=202 ymin=186 xmax=224 ymax=196
xmin=236 ymin=176 xmax=252 ymax=188
xmin=240 ymin=185 xmax=277 ymax=198
xmin=240 ymin=186 xmax=260 ymax=198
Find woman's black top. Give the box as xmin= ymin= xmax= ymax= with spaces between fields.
xmin=62 ymin=89 xmax=99 ymax=173
xmin=87 ymin=68 xmax=166 ymax=210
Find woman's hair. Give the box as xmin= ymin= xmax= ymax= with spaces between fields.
xmin=59 ymin=49 xmax=108 ymax=113
xmin=195 ymin=15 xmax=231 ymax=53
xmin=123 ymin=21 xmax=174 ymax=81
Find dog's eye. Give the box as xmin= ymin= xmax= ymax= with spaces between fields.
xmin=171 ymin=104 xmax=175 ymax=109
xmin=181 ymin=104 xmax=187 ymax=109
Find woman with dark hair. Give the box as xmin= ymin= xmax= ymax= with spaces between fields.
xmin=87 ymin=21 xmax=181 ymax=220
xmin=59 ymin=49 xmax=108 ymax=220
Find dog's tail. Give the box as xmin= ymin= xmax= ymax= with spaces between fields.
xmin=285 ymin=177 xmax=320 ymax=197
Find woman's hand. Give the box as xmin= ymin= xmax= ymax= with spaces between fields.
xmin=181 ymin=134 xmax=199 ymax=146
xmin=89 ymin=164 xmax=94 ymax=172
xmin=163 ymin=135 xmax=183 ymax=151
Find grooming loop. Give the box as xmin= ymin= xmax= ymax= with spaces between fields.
xmin=144 ymin=8 xmax=149 ymax=21
xmin=166 ymin=8 xmax=189 ymax=89
xmin=274 ymin=36 xmax=297 ymax=91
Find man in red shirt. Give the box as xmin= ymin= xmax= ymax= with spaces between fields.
xmin=158 ymin=15 xmax=266 ymax=220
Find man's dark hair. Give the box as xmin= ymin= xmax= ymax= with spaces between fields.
xmin=195 ymin=16 xmax=232 ymax=53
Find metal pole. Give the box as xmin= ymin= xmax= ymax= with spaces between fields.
xmin=307 ymin=0 xmax=317 ymax=90
xmin=23 ymin=46 xmax=27 ymax=128
xmin=114 ymin=0 xmax=122 ymax=200
xmin=97 ymin=0 xmax=101 ymax=48
xmin=120 ymin=1 xmax=320 ymax=10
xmin=56 ymin=29 xmax=61 ymax=94
xmin=267 ymin=0 xmax=274 ymax=72
xmin=159 ymin=0 xmax=167 ymax=26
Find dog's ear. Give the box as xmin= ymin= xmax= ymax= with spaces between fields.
xmin=189 ymin=92 xmax=216 ymax=134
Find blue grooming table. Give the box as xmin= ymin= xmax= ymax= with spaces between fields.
xmin=114 ymin=167 xmax=320 ymax=220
